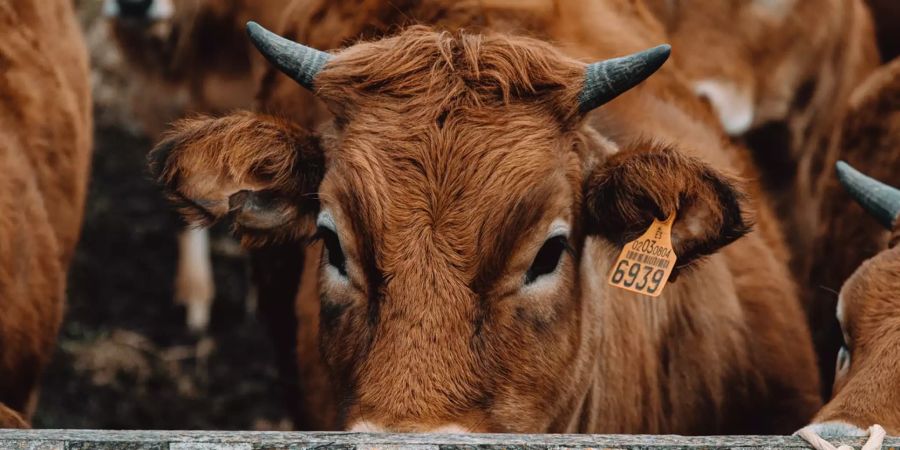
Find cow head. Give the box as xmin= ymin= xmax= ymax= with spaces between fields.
xmin=103 ymin=0 xmax=181 ymax=63
xmin=103 ymin=0 xmax=274 ymax=81
xmin=104 ymin=0 xmax=175 ymax=22
xmin=809 ymin=162 xmax=900 ymax=434
xmin=151 ymin=24 xmax=750 ymax=432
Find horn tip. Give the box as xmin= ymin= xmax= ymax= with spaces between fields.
xmin=835 ymin=160 xmax=900 ymax=230
xmin=647 ymin=44 xmax=672 ymax=67
xmin=246 ymin=21 xmax=263 ymax=37
xmin=835 ymin=160 xmax=858 ymax=185
xmin=653 ymin=44 xmax=672 ymax=55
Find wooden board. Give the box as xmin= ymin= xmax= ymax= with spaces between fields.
xmin=1 ymin=430 xmax=899 ymax=449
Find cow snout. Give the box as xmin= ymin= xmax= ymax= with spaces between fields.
xmin=347 ymin=421 xmax=472 ymax=434
xmin=103 ymin=0 xmax=174 ymax=21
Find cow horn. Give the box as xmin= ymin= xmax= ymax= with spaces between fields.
xmin=836 ymin=161 xmax=900 ymax=229
xmin=246 ymin=21 xmax=332 ymax=91
xmin=579 ymin=44 xmax=671 ymax=113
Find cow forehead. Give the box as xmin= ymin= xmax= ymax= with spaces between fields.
xmin=842 ymin=246 xmax=900 ymax=330
xmin=322 ymin=121 xmax=577 ymax=275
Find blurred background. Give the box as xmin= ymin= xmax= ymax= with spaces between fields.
xmin=32 ymin=1 xmax=290 ymax=430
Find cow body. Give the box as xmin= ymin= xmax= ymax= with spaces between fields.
xmin=642 ymin=0 xmax=882 ymax=398
xmin=808 ymin=56 xmax=900 ymax=401
xmin=800 ymin=163 xmax=900 ymax=437
xmin=0 ymin=0 xmax=92 ymax=428
xmin=153 ymin=0 xmax=819 ymax=433
xmin=811 ymin=239 xmax=900 ymax=436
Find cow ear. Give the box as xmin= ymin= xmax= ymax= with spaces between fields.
xmin=149 ymin=111 xmax=324 ymax=246
xmin=583 ymin=144 xmax=751 ymax=273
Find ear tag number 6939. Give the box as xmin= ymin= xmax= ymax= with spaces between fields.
xmin=608 ymin=214 xmax=677 ymax=297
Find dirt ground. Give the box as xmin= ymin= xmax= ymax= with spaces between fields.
xmin=33 ymin=124 xmax=291 ymax=431
xmin=32 ymin=4 xmax=291 ymax=430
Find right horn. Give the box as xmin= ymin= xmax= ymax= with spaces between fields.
xmin=836 ymin=161 xmax=900 ymax=229
xmin=246 ymin=21 xmax=332 ymax=91
xmin=579 ymin=44 xmax=671 ymax=113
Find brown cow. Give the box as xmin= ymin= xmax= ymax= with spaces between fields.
xmin=642 ymin=0 xmax=882 ymax=399
xmin=104 ymin=0 xmax=291 ymax=333
xmin=0 ymin=0 xmax=92 ymax=428
xmin=800 ymin=163 xmax=900 ymax=437
xmin=151 ymin=0 xmax=820 ymax=433
xmin=809 ymin=57 xmax=900 ymax=399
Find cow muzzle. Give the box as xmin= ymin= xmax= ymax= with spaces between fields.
xmin=347 ymin=420 xmax=472 ymax=434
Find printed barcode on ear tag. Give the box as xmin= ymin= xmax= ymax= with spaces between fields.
xmin=608 ymin=214 xmax=677 ymax=297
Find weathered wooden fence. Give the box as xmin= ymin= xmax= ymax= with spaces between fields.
xmin=1 ymin=430 xmax=899 ymax=449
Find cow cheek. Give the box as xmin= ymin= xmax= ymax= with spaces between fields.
xmin=318 ymin=294 xmax=373 ymax=387
xmin=487 ymin=288 xmax=580 ymax=430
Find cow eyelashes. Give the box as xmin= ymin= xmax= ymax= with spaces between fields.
xmin=524 ymin=235 xmax=571 ymax=285
xmin=315 ymin=225 xmax=347 ymax=276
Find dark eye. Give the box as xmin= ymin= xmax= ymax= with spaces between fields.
xmin=525 ymin=235 xmax=569 ymax=285
xmin=317 ymin=226 xmax=347 ymax=276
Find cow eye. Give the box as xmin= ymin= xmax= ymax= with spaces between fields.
xmin=525 ymin=235 xmax=569 ymax=285
xmin=317 ymin=225 xmax=347 ymax=276
xmin=837 ymin=345 xmax=851 ymax=370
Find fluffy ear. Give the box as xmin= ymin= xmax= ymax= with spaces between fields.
xmin=149 ymin=111 xmax=324 ymax=245
xmin=584 ymin=144 xmax=751 ymax=272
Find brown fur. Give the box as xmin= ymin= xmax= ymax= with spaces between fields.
xmin=152 ymin=1 xmax=820 ymax=432
xmin=0 ymin=403 xmax=28 ymax=429
xmin=152 ymin=112 xmax=324 ymax=244
xmin=812 ymin=222 xmax=900 ymax=434
xmin=0 ymin=0 xmax=92 ymax=427
xmin=809 ymin=57 xmax=900 ymax=397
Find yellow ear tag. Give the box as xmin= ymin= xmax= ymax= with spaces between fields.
xmin=608 ymin=214 xmax=677 ymax=297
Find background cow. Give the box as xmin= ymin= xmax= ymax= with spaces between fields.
xmin=151 ymin=0 xmax=820 ymax=433
xmin=0 ymin=0 xmax=92 ymax=428
xmin=642 ymin=0 xmax=883 ymax=397
xmin=105 ymin=0 xmax=291 ymax=333
xmin=801 ymin=163 xmax=900 ymax=437
xmin=809 ymin=56 xmax=900 ymax=398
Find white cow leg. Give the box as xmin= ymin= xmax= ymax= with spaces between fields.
xmin=175 ymin=227 xmax=215 ymax=333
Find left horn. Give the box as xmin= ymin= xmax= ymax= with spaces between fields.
xmin=579 ymin=44 xmax=671 ymax=113
xmin=836 ymin=161 xmax=900 ymax=229
xmin=246 ymin=21 xmax=332 ymax=91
